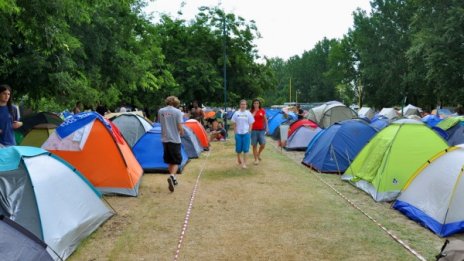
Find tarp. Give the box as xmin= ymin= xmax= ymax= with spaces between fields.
xmin=0 ymin=146 xmax=113 ymax=260
xmin=306 ymin=101 xmax=357 ymax=128
xmin=133 ymin=125 xmax=189 ymax=173
xmin=42 ymin=115 xmax=143 ymax=196
xmin=393 ymin=145 xmax=464 ymax=237
xmin=342 ymin=120 xmax=448 ymax=202
xmin=302 ymin=119 xmax=378 ymax=173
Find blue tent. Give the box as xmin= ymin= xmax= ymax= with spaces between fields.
xmin=370 ymin=118 xmax=389 ymax=131
xmin=133 ymin=126 xmax=189 ymax=173
xmin=302 ymin=119 xmax=378 ymax=173
xmin=268 ymin=112 xmax=297 ymax=136
xmin=265 ymin=109 xmax=280 ymax=120
xmin=422 ymin=114 xmax=442 ymax=127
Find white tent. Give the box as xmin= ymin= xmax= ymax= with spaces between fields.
xmin=393 ymin=145 xmax=464 ymax=237
xmin=378 ymin=108 xmax=399 ymax=121
xmin=0 ymin=146 xmax=113 ymax=260
xmin=401 ymin=104 xmax=422 ymax=117
xmin=307 ymin=101 xmax=357 ymax=128
xmin=358 ymin=107 xmax=375 ymax=120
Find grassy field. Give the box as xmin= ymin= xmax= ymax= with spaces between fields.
xmin=69 ymin=139 xmax=448 ymax=261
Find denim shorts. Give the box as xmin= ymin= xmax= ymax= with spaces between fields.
xmin=251 ymin=130 xmax=266 ymax=146
xmin=235 ymin=133 xmax=251 ymax=153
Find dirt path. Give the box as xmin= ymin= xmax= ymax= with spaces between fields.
xmin=70 ymin=140 xmax=444 ymax=261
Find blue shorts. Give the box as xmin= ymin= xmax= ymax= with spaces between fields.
xmin=251 ymin=130 xmax=266 ymax=146
xmin=235 ymin=133 xmax=251 ymax=153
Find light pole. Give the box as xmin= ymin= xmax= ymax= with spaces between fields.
xmin=222 ymin=12 xmax=228 ymax=136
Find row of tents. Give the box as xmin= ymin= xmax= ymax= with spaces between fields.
xmin=1 ymin=111 xmax=212 ymax=260
xmin=267 ymin=101 xmax=464 ymax=237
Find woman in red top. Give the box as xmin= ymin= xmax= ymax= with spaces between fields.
xmin=250 ymin=99 xmax=268 ymax=165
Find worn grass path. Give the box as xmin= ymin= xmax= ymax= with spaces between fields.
xmin=69 ymin=140 xmax=446 ymax=261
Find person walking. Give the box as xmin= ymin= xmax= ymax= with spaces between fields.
xmin=0 ymin=84 xmax=22 ymax=146
xmin=158 ymin=96 xmax=184 ymax=192
xmin=250 ymin=99 xmax=268 ymax=165
xmin=231 ymin=99 xmax=255 ymax=169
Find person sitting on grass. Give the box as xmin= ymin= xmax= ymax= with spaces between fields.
xmin=209 ymin=120 xmax=226 ymax=141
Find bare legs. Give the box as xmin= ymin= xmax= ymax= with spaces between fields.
xmin=253 ymin=144 xmax=265 ymax=164
xmin=237 ymin=153 xmax=248 ymax=168
xmin=168 ymin=164 xmax=179 ymax=176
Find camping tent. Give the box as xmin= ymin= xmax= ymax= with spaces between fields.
xmin=358 ymin=107 xmax=375 ymax=120
xmin=377 ymin=108 xmax=399 ymax=121
xmin=133 ymin=125 xmax=189 ymax=173
xmin=401 ymin=104 xmax=421 ymax=117
xmin=306 ymin=101 xmax=357 ymax=128
xmin=20 ymin=124 xmax=56 ymax=147
xmin=0 ymin=146 xmax=113 ymax=260
xmin=342 ymin=119 xmax=448 ymax=202
xmin=265 ymin=108 xmax=281 ymax=120
xmin=268 ymin=111 xmax=297 ymax=137
xmin=284 ymin=119 xmax=321 ymax=151
xmin=182 ymin=125 xmax=203 ymax=159
xmin=16 ymin=112 xmax=63 ymax=136
xmin=108 ymin=113 xmax=153 ymax=147
xmin=393 ymin=145 xmax=464 ymax=237
xmin=303 ymin=119 xmax=378 ymax=173
xmin=185 ymin=119 xmax=210 ymax=150
xmin=435 ymin=117 xmax=464 ymax=146
xmin=42 ymin=112 xmax=143 ymax=196
xmin=0 ymin=215 xmax=55 ymax=261
xmin=436 ymin=116 xmax=464 ymax=131
xmin=370 ymin=118 xmax=389 ymax=131
xmin=422 ymin=114 xmax=442 ymax=127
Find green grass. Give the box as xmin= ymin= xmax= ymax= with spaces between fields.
xmin=69 ymin=140 xmax=446 ymax=261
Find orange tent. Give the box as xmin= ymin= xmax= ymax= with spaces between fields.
xmin=204 ymin=111 xmax=216 ymax=119
xmin=185 ymin=119 xmax=209 ymax=150
xmin=42 ymin=112 xmax=143 ymax=196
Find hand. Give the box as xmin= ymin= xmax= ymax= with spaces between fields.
xmin=12 ymin=121 xmax=23 ymax=129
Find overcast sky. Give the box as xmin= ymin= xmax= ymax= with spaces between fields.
xmin=145 ymin=0 xmax=372 ymax=60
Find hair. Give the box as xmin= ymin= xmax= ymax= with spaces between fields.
xmin=0 ymin=84 xmax=14 ymax=119
xmin=165 ymin=96 xmax=180 ymax=107
xmin=250 ymin=98 xmax=262 ymax=113
xmin=456 ymin=105 xmax=464 ymax=116
xmin=239 ymin=99 xmax=247 ymax=106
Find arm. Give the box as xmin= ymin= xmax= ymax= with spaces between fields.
xmin=248 ymin=112 xmax=255 ymax=133
xmin=231 ymin=112 xmax=237 ymax=134
xmin=264 ymin=113 xmax=269 ymax=133
xmin=177 ymin=123 xmax=184 ymax=137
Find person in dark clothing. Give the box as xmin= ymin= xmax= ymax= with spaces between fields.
xmin=0 ymin=84 xmax=22 ymax=146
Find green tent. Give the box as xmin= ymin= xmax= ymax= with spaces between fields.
xmin=436 ymin=116 xmax=464 ymax=130
xmin=342 ymin=119 xmax=448 ymax=202
xmin=20 ymin=124 xmax=56 ymax=147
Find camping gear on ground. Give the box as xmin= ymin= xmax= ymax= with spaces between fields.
xmin=0 ymin=215 xmax=55 ymax=261
xmin=357 ymin=107 xmax=375 ymax=120
xmin=107 ymin=113 xmax=153 ymax=147
xmin=20 ymin=123 xmax=56 ymax=147
xmin=342 ymin=119 xmax=448 ymax=202
xmin=133 ymin=125 xmax=189 ymax=173
xmin=302 ymin=119 xmax=377 ymax=173
xmin=181 ymin=125 xmax=203 ymax=159
xmin=284 ymin=119 xmax=321 ymax=151
xmin=42 ymin=112 xmax=143 ymax=196
xmin=306 ymin=101 xmax=357 ymax=129
xmin=393 ymin=145 xmax=464 ymax=237
xmin=436 ymin=239 xmax=464 ymax=261
xmin=185 ymin=119 xmax=210 ymax=150
xmin=0 ymin=146 xmax=113 ymax=260
xmin=268 ymin=111 xmax=297 ymax=137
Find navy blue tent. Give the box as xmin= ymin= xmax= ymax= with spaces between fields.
xmin=133 ymin=126 xmax=189 ymax=173
xmin=445 ymin=124 xmax=464 ymax=146
xmin=302 ymin=119 xmax=378 ymax=173
xmin=268 ymin=112 xmax=297 ymax=136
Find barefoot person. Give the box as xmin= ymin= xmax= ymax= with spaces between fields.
xmin=231 ymin=99 xmax=254 ymax=169
xmin=250 ymin=99 xmax=268 ymax=165
xmin=0 ymin=84 xmax=22 ymax=146
xmin=158 ymin=96 xmax=184 ymax=192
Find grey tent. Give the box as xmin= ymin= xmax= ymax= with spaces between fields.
xmin=182 ymin=126 xmax=203 ymax=159
xmin=307 ymin=101 xmax=357 ymax=128
xmin=357 ymin=107 xmax=375 ymax=120
xmin=0 ymin=215 xmax=55 ymax=261
xmin=109 ymin=113 xmax=153 ymax=147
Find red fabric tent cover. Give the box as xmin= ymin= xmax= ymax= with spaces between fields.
xmin=288 ymin=119 xmax=318 ymax=137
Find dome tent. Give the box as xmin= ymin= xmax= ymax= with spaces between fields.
xmin=306 ymin=101 xmax=357 ymax=128
xmin=284 ymin=119 xmax=321 ymax=151
xmin=108 ymin=113 xmax=153 ymax=147
xmin=393 ymin=145 xmax=464 ymax=237
xmin=0 ymin=146 xmax=113 ymax=260
xmin=342 ymin=119 xmax=448 ymax=202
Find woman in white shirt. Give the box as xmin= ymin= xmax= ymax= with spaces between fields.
xmin=231 ymin=100 xmax=255 ymax=169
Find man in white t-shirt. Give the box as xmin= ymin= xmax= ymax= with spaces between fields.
xmin=231 ymin=99 xmax=255 ymax=169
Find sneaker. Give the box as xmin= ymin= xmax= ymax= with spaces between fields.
xmin=170 ymin=175 xmax=178 ymax=186
xmin=167 ymin=178 xmax=175 ymax=192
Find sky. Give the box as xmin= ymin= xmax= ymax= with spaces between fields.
xmin=145 ymin=0 xmax=372 ymax=60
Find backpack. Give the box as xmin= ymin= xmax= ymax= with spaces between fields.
xmin=436 ymin=239 xmax=464 ymax=261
